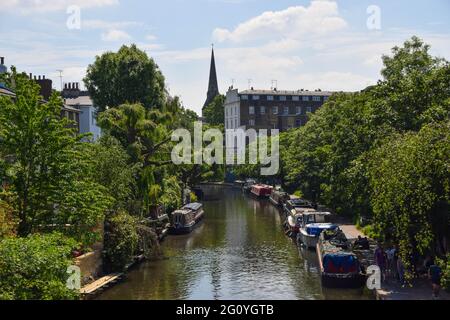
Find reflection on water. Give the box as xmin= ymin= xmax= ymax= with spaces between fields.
xmin=97 ymin=187 xmax=371 ymax=300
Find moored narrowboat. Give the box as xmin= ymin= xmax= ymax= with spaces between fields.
xmin=250 ymin=184 xmax=273 ymax=198
xmin=243 ymin=179 xmax=257 ymax=194
xmin=297 ymin=212 xmax=337 ymax=249
xmin=283 ymin=198 xmax=316 ymax=218
xmin=269 ymin=187 xmax=290 ymax=207
xmin=169 ymin=203 xmax=204 ymax=235
xmin=317 ymin=230 xmax=367 ymax=288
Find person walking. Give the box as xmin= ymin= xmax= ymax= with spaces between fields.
xmin=374 ymin=242 xmax=387 ymax=282
xmin=429 ymin=262 xmax=442 ymax=300
xmin=386 ymin=246 xmax=396 ymax=279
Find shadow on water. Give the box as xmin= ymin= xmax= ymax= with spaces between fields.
xmin=97 ymin=186 xmax=372 ymax=300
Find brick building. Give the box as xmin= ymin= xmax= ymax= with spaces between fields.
xmin=224 ymin=87 xmax=333 ymax=132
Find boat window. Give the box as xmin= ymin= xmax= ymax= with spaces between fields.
xmin=316 ymin=215 xmax=326 ymax=223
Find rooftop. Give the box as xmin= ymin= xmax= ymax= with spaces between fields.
xmin=65 ymin=96 xmax=93 ymax=107
xmin=239 ymin=89 xmax=335 ymax=96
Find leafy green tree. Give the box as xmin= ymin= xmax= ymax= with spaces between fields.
xmin=368 ymin=121 xmax=449 ymax=276
xmin=0 ymin=233 xmax=79 ymax=300
xmin=103 ymin=211 xmax=139 ymax=272
xmin=0 ymin=69 xmax=111 ymax=246
xmin=84 ymin=44 xmax=166 ymax=112
xmin=203 ymin=94 xmax=225 ymax=126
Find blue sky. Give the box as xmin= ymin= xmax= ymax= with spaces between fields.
xmin=1 ymin=0 xmax=449 ymax=115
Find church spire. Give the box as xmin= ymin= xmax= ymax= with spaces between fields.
xmin=203 ymin=45 xmax=219 ymax=109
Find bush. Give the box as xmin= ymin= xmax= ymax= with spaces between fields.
xmin=0 ymin=233 xmax=79 ymax=300
xmin=103 ymin=211 xmax=138 ymax=273
xmin=437 ymin=254 xmax=450 ymax=292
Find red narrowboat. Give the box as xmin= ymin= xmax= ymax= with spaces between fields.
xmin=250 ymin=184 xmax=273 ymax=198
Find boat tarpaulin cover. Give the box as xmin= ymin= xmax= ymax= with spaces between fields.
xmin=306 ymin=223 xmax=337 ymax=236
xmin=323 ymin=252 xmax=359 ymax=274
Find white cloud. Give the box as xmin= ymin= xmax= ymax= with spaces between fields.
xmin=213 ymin=0 xmax=347 ymax=43
xmin=101 ymin=29 xmax=131 ymax=42
xmin=145 ymin=34 xmax=158 ymax=41
xmin=1 ymin=0 xmax=119 ymax=14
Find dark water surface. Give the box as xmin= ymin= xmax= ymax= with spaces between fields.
xmin=97 ymin=187 xmax=371 ymax=300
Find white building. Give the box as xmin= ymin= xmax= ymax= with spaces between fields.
xmin=65 ymin=96 xmax=102 ymax=142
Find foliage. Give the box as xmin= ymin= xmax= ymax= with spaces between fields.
xmin=103 ymin=211 xmax=139 ymax=272
xmin=368 ymin=121 xmax=449 ymax=274
xmin=82 ymin=135 xmax=137 ymax=212
xmin=203 ymin=94 xmax=225 ymax=126
xmin=0 ymin=233 xmax=79 ymax=300
xmin=0 ymin=69 xmax=111 ymax=245
xmin=0 ymin=199 xmax=17 ymax=238
xmin=84 ymin=44 xmax=166 ymax=112
xmin=437 ymin=254 xmax=450 ymax=291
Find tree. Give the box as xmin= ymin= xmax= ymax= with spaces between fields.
xmin=203 ymin=94 xmax=225 ymax=126
xmin=84 ymin=44 xmax=166 ymax=112
xmin=368 ymin=121 xmax=449 ymax=277
xmin=0 ymin=69 xmax=111 ymax=246
xmin=0 ymin=233 xmax=79 ymax=300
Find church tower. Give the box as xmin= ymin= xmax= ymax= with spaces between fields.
xmin=203 ymin=46 xmax=220 ymax=110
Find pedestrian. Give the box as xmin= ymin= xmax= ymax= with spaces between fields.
xmin=386 ymin=246 xmax=396 ymax=279
xmin=429 ymin=262 xmax=442 ymax=300
xmin=374 ymin=242 xmax=387 ymax=282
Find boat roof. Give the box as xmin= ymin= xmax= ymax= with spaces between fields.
xmin=289 ymin=199 xmax=313 ymax=206
xmin=253 ymin=184 xmax=272 ymax=189
xmin=183 ymin=202 xmax=203 ymax=211
xmin=303 ymin=211 xmax=332 ymax=216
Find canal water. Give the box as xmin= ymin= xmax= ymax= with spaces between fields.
xmin=97 ymin=186 xmax=371 ymax=300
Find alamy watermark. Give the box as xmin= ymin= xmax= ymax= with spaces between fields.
xmin=367 ymin=5 xmax=381 ymax=30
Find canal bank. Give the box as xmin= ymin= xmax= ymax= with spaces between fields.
xmin=96 ymin=186 xmax=372 ymax=300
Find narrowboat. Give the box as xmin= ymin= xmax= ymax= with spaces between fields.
xmin=297 ymin=212 xmax=337 ymax=249
xmin=250 ymin=184 xmax=273 ymax=198
xmin=243 ymin=179 xmax=257 ymax=194
xmin=283 ymin=198 xmax=316 ymax=218
xmin=284 ymin=212 xmax=304 ymax=237
xmin=233 ymin=180 xmax=246 ymax=189
xmin=169 ymin=202 xmax=204 ymax=235
xmin=317 ymin=230 xmax=367 ymax=288
xmin=269 ymin=187 xmax=290 ymax=207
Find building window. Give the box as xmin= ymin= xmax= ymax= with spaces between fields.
xmin=296 ymin=119 xmax=302 ymax=127
xmin=253 ymin=95 xmax=260 ymax=100
xmin=249 ymin=119 xmax=255 ymax=126
xmin=292 ymin=96 xmax=299 ymax=101
xmin=324 ymin=96 xmax=329 ymax=101
xmin=241 ymin=95 xmax=248 ymax=100
xmin=260 ymin=106 xmax=266 ymax=115
xmin=302 ymin=96 xmax=310 ymax=101
xmin=284 ymin=106 xmax=289 ymax=115
xmin=267 ymin=95 xmax=274 ymax=101
xmin=249 ymin=106 xmax=255 ymax=115
xmin=273 ymin=106 xmax=278 ymax=115
xmin=280 ymin=96 xmax=287 ymax=101
xmin=313 ymin=96 xmax=321 ymax=102
xmin=235 ymin=119 xmax=238 ymax=128
xmin=92 ymin=111 xmax=96 ymax=125
xmin=296 ymin=106 xmax=302 ymax=115
xmin=306 ymin=107 xmax=312 ymax=113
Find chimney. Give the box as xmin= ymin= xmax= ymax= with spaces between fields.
xmin=38 ymin=75 xmax=41 ymax=80
xmin=76 ymin=82 xmax=79 ymax=90
xmin=43 ymin=75 xmax=45 ymax=80
xmin=1 ymin=57 xmax=4 ymax=65
xmin=29 ymin=73 xmax=32 ymax=79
